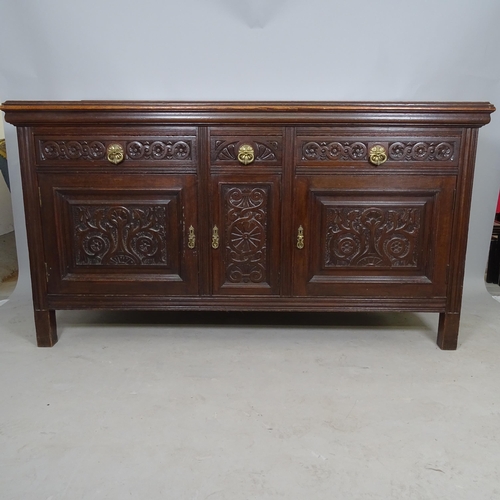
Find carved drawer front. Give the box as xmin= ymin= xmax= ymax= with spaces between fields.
xmin=35 ymin=127 xmax=197 ymax=169
xmin=296 ymin=130 xmax=460 ymax=170
xmin=38 ymin=173 xmax=199 ymax=296
xmin=292 ymin=174 xmax=456 ymax=298
xmin=210 ymin=128 xmax=283 ymax=169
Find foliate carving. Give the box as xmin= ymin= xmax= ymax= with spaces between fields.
xmin=301 ymin=141 xmax=455 ymax=162
xmin=73 ymin=205 xmax=168 ymax=266
xmin=325 ymin=206 xmax=422 ymax=267
xmin=223 ymin=186 xmax=269 ymax=283
xmin=214 ymin=141 xmax=279 ymax=162
xmin=39 ymin=139 xmax=192 ymax=161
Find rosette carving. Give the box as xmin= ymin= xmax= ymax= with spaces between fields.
xmin=388 ymin=141 xmax=454 ymax=161
xmin=126 ymin=140 xmax=191 ymax=160
xmin=302 ymin=141 xmax=367 ymax=161
xmin=223 ymin=186 xmax=268 ymax=284
xmin=40 ymin=140 xmax=107 ymax=161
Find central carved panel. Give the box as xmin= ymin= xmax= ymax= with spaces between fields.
xmin=324 ymin=206 xmax=422 ymax=268
xmin=72 ymin=204 xmax=168 ymax=266
xmin=223 ymin=185 xmax=269 ymax=284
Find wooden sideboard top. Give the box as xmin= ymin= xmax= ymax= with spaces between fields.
xmin=1 ymin=101 xmax=495 ymax=126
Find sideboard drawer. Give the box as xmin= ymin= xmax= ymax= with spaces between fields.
xmin=35 ymin=127 xmax=198 ymax=169
xmin=210 ymin=127 xmax=283 ymax=168
xmin=296 ymin=130 xmax=461 ymax=170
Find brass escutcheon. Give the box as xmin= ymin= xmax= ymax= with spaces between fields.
xmin=188 ymin=225 xmax=196 ymax=249
xmin=107 ymin=143 xmax=124 ymax=165
xmin=212 ymin=225 xmax=220 ymax=249
xmin=369 ymin=145 xmax=387 ymax=166
xmin=238 ymin=144 xmax=255 ymax=165
xmin=297 ymin=225 xmax=305 ymax=249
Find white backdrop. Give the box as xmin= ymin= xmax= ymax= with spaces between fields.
xmin=1 ymin=0 xmax=499 ymax=299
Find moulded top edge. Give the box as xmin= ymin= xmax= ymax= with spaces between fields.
xmin=0 ymin=100 xmax=496 ymax=114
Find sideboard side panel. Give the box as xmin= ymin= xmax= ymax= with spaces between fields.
xmin=17 ymin=127 xmax=58 ymax=346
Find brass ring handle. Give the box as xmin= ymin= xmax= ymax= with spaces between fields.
xmin=297 ymin=225 xmax=305 ymax=249
xmin=369 ymin=145 xmax=387 ymax=166
xmin=212 ymin=225 xmax=220 ymax=249
xmin=238 ymin=144 xmax=255 ymax=165
xmin=107 ymin=143 xmax=124 ymax=165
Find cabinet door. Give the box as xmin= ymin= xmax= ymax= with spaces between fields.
xmin=38 ymin=173 xmax=199 ymax=296
xmin=292 ymin=174 xmax=456 ymax=298
xmin=211 ymin=175 xmax=281 ymax=295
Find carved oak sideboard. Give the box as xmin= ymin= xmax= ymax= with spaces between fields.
xmin=1 ymin=101 xmax=494 ymax=348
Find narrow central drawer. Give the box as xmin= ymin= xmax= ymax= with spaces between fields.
xmin=210 ymin=127 xmax=283 ymax=169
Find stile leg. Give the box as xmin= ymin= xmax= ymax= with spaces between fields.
xmin=437 ymin=312 xmax=460 ymax=350
xmin=34 ymin=309 xmax=58 ymax=347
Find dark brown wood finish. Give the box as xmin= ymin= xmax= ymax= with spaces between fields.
xmin=1 ymin=101 xmax=494 ymax=349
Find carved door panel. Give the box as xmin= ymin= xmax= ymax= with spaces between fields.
xmin=211 ymin=175 xmax=281 ymax=295
xmin=38 ymin=173 xmax=199 ymax=296
xmin=292 ymin=174 xmax=456 ymax=298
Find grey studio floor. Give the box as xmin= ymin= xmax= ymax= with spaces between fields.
xmin=1 ymin=237 xmax=500 ymax=499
